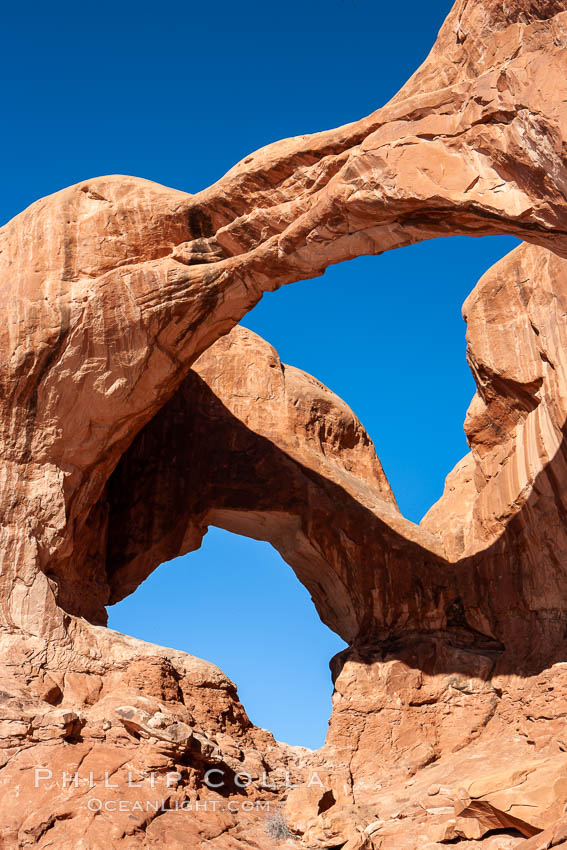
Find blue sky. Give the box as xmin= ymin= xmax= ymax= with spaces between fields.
xmin=2 ymin=0 xmax=520 ymax=747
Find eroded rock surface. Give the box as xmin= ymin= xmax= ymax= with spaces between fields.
xmin=2 ymin=0 xmax=567 ymax=847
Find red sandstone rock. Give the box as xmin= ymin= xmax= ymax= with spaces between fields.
xmin=2 ymin=0 xmax=567 ymax=847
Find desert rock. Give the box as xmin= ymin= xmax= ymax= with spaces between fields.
xmin=2 ymin=0 xmax=567 ymax=847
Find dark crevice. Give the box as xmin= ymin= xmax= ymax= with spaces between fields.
xmin=317 ymin=790 xmax=336 ymax=815
xmin=441 ymin=826 xmax=525 ymax=843
xmin=35 ymin=812 xmax=73 ymax=841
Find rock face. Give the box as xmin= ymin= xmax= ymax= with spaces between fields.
xmin=2 ymin=0 xmax=567 ymax=847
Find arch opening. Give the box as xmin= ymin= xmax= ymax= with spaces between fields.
xmin=107 ymin=526 xmax=347 ymax=749
xmin=241 ymin=232 xmax=522 ymax=523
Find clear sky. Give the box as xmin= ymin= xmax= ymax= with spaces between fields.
xmin=2 ymin=0 xmax=520 ymax=748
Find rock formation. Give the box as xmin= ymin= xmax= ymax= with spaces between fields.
xmin=2 ymin=0 xmax=567 ymax=846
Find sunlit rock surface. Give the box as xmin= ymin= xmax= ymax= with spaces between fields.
xmin=3 ymin=0 xmax=567 ymax=846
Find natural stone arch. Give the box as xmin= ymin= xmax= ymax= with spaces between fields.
xmin=2 ymin=1 xmax=567 ymax=846
xmin=2 ymin=0 xmax=567 ymax=639
xmin=84 ymin=240 xmax=567 ymax=678
xmin=102 ymin=325 xmax=447 ymax=644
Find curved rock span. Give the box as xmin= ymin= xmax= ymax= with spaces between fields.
xmin=3 ymin=0 xmax=567 ymax=847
